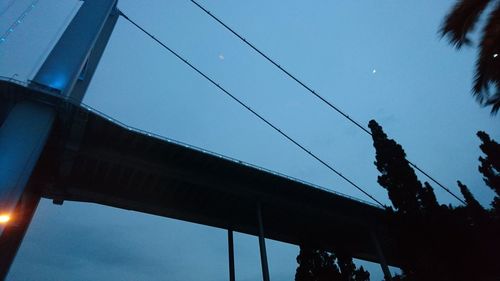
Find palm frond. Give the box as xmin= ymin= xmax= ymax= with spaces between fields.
xmin=440 ymin=0 xmax=492 ymax=48
xmin=485 ymin=89 xmax=500 ymax=114
xmin=473 ymin=2 xmax=500 ymax=114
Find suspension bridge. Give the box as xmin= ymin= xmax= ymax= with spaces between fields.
xmin=1 ymin=0 xmax=462 ymax=280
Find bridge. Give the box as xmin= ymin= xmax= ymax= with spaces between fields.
xmin=0 ymin=1 xmax=397 ymax=280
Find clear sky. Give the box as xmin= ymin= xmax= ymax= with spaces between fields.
xmin=2 ymin=0 xmax=499 ymax=280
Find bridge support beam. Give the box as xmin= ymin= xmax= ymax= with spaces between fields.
xmin=371 ymin=231 xmax=392 ymax=281
xmin=228 ymin=229 xmax=235 ymax=281
xmin=0 ymin=101 xmax=54 ymax=279
xmin=257 ymin=203 xmax=270 ymax=281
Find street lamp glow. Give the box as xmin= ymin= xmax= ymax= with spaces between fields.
xmin=0 ymin=214 xmax=11 ymax=224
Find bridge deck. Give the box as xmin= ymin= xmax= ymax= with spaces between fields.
xmin=1 ymin=80 xmax=397 ymax=265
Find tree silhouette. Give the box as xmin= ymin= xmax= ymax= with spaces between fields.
xmin=475 ymin=131 xmax=500 ymax=279
xmin=336 ymin=253 xmax=370 ymax=281
xmin=369 ymin=120 xmax=500 ymax=281
xmin=295 ymin=247 xmax=369 ymax=281
xmin=418 ymin=182 xmax=440 ymax=215
xmin=477 ymin=131 xmax=500 ymax=193
xmin=296 ymin=121 xmax=500 ymax=280
xmin=368 ymin=120 xmax=439 ymax=216
xmin=457 ymin=180 xmax=488 ymax=223
xmin=477 ymin=130 xmax=500 ymax=219
xmin=458 ymin=181 xmax=482 ymax=208
xmin=441 ymin=0 xmax=500 ymax=114
xmin=369 ymin=119 xmax=444 ymax=280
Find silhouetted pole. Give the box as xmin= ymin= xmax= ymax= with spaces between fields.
xmin=257 ymin=203 xmax=271 ymax=281
xmin=371 ymin=231 xmax=392 ymax=281
xmin=228 ymin=229 xmax=235 ymax=281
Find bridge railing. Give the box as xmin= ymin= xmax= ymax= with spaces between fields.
xmin=0 ymin=76 xmax=383 ymax=209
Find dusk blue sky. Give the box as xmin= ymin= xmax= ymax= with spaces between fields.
xmin=2 ymin=0 xmax=499 ymax=280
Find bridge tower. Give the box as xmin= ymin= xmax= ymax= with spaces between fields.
xmin=0 ymin=1 xmax=118 ymax=279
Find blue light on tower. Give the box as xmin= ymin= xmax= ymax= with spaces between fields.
xmin=48 ymin=74 xmax=68 ymax=90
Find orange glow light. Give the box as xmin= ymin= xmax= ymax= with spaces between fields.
xmin=0 ymin=214 xmax=11 ymax=224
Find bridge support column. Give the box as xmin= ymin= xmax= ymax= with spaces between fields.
xmin=257 ymin=203 xmax=270 ymax=281
xmin=228 ymin=229 xmax=235 ymax=281
xmin=0 ymin=101 xmax=54 ymax=279
xmin=371 ymin=231 xmax=392 ymax=281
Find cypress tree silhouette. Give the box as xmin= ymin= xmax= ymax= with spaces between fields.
xmin=477 ymin=131 xmax=500 ymax=212
xmin=368 ymin=119 xmax=439 ymax=216
xmin=458 ymin=181 xmax=487 ymax=214
xmin=295 ymin=122 xmax=499 ymax=280
xmin=368 ymin=120 xmax=500 ymax=281
xmin=457 ymin=180 xmax=489 ymax=227
xmin=369 ymin=119 xmax=430 ymax=279
xmin=418 ymin=182 xmax=440 ymax=214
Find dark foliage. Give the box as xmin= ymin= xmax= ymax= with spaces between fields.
xmin=441 ymin=0 xmax=500 ymax=114
xmin=336 ymin=252 xmax=370 ymax=281
xmin=477 ymin=131 xmax=500 ymax=195
xmin=478 ymin=130 xmax=500 ymax=217
xmin=295 ymin=247 xmax=369 ymax=281
xmin=418 ymin=182 xmax=440 ymax=214
xmin=368 ymin=120 xmax=436 ymax=216
xmin=296 ymin=122 xmax=500 ymax=281
xmin=458 ymin=180 xmax=489 ymax=221
xmin=369 ymin=120 xmax=500 ymax=281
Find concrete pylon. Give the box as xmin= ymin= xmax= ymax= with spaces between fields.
xmin=0 ymin=1 xmax=118 ymax=279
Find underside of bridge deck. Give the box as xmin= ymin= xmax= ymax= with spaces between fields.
xmin=1 ymin=81 xmax=399 ymax=269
